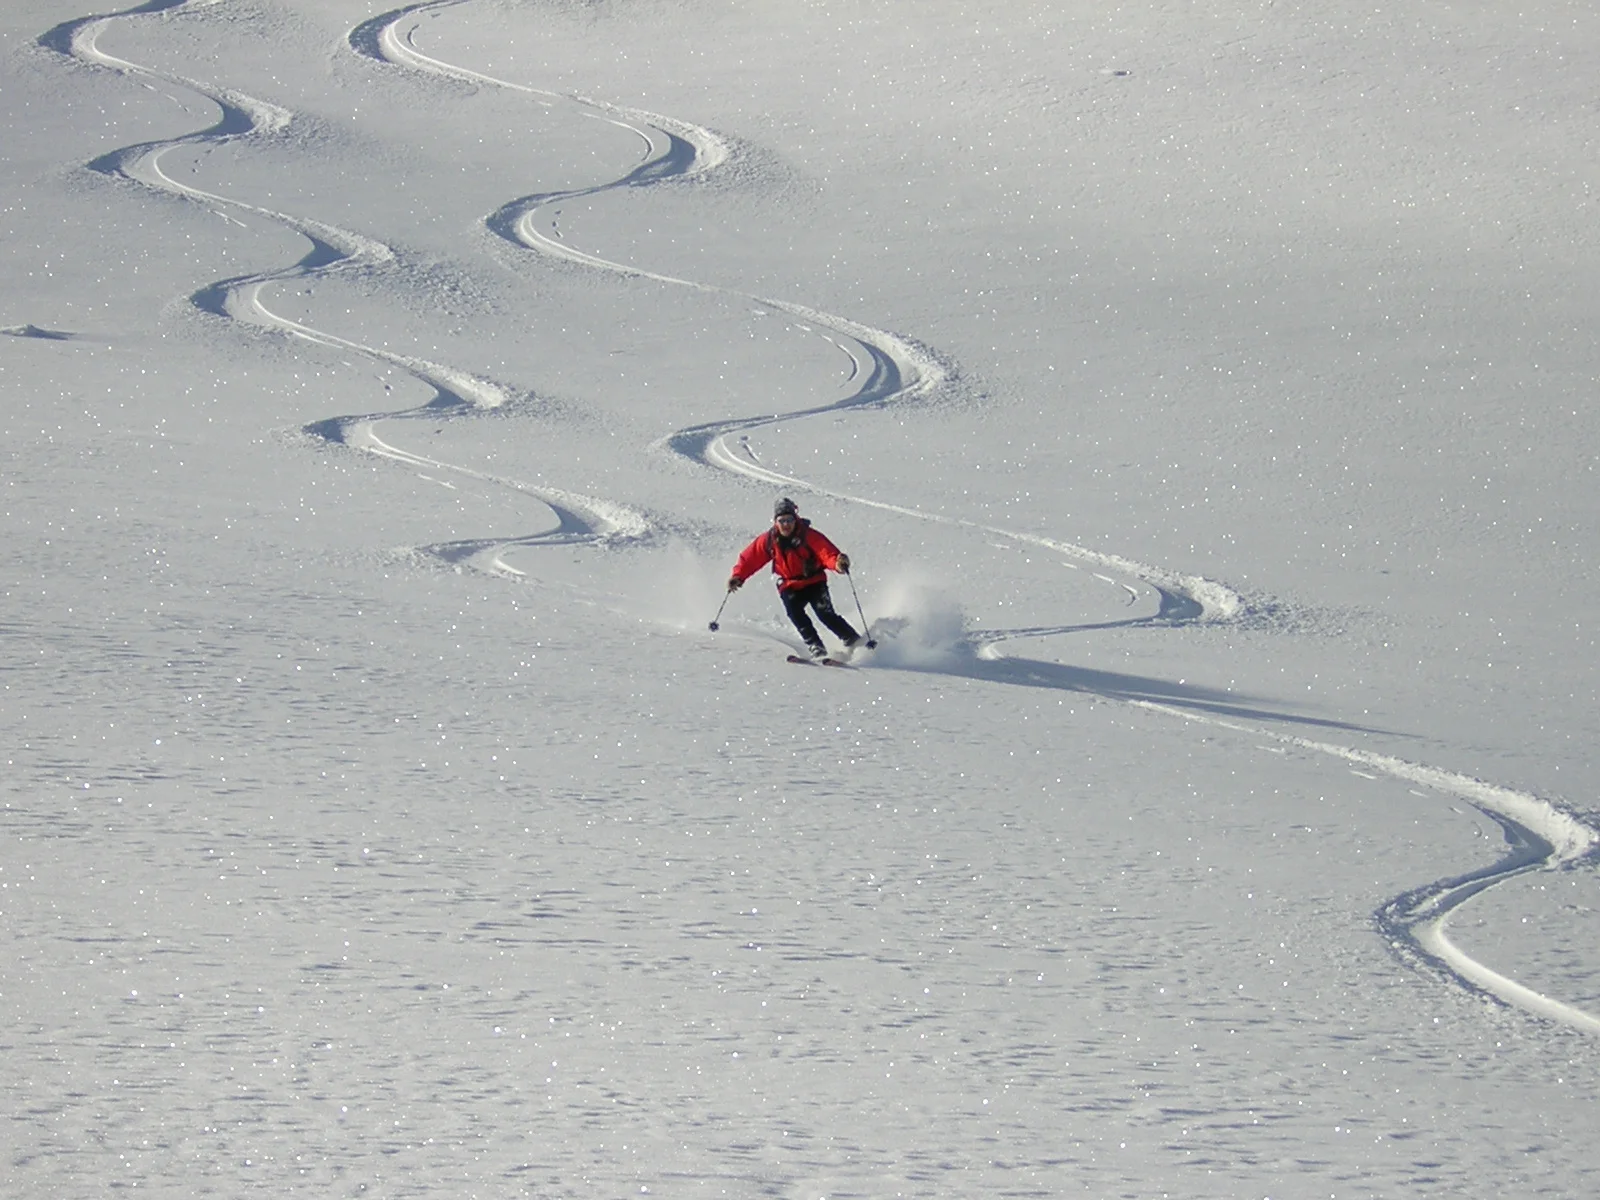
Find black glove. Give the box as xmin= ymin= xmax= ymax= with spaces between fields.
xmin=727 ymin=576 xmax=742 ymax=592
xmin=836 ymin=554 xmax=850 ymax=574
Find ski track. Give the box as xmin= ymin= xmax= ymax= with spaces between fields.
xmin=361 ymin=2 xmax=1600 ymax=1035
xmin=41 ymin=0 xmax=645 ymax=570
xmin=361 ymin=7 xmax=1235 ymax=626
xmin=49 ymin=0 xmax=1600 ymax=1036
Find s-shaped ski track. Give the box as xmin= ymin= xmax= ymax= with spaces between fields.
xmin=353 ymin=0 xmax=1600 ymax=1035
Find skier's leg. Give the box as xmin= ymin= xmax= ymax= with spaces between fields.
xmin=810 ymin=585 xmax=861 ymax=645
xmin=781 ymin=586 xmax=826 ymax=654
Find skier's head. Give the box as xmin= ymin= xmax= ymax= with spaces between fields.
xmin=773 ymin=497 xmax=799 ymax=524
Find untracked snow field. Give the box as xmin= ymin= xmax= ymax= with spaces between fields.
xmin=4 ymin=1 xmax=1600 ymax=1196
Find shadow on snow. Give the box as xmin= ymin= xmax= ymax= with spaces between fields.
xmin=884 ymin=649 xmax=1393 ymax=736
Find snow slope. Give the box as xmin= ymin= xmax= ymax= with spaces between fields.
xmin=4 ymin=1 xmax=1600 ymax=1195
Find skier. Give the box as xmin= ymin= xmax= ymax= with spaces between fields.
xmin=727 ymin=497 xmax=862 ymax=659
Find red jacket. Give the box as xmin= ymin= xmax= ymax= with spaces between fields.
xmin=731 ymin=519 xmax=844 ymax=592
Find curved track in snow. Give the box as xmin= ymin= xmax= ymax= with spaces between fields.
xmin=46 ymin=0 xmax=1600 ymax=1036
xmin=355 ymin=1 xmax=1600 ymax=1036
xmin=42 ymin=0 xmax=645 ymax=574
xmin=360 ymin=2 xmax=1237 ymax=629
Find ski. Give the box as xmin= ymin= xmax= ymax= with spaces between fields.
xmin=786 ymin=654 xmax=851 ymax=668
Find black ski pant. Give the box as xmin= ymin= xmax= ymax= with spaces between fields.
xmin=781 ymin=580 xmax=859 ymax=652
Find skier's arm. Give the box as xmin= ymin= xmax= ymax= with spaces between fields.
xmin=806 ymin=527 xmax=846 ymax=573
xmin=730 ymin=533 xmax=775 ymax=586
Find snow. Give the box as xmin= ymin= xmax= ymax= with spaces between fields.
xmin=3 ymin=0 xmax=1599 ymax=1194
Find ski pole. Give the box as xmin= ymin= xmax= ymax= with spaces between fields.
xmin=708 ymin=589 xmax=732 ymax=632
xmin=845 ymin=572 xmax=877 ymax=648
